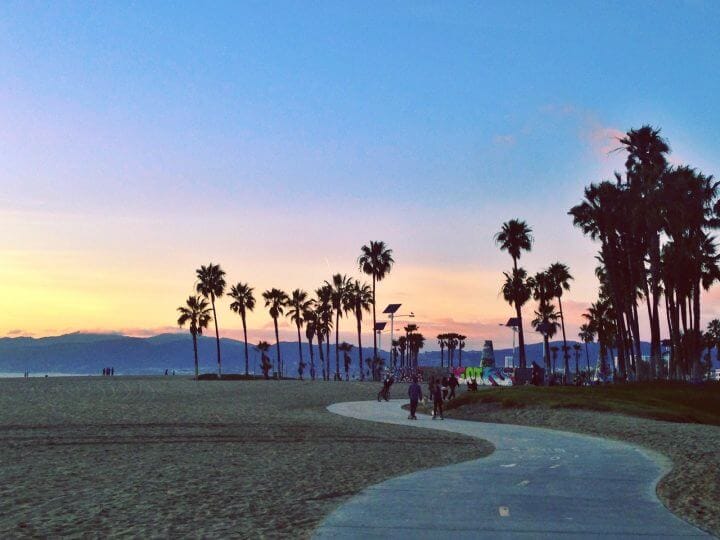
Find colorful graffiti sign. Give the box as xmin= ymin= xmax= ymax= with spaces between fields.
xmin=462 ymin=366 xmax=514 ymax=386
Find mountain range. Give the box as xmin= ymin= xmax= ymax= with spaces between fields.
xmin=1 ymin=332 xmax=717 ymax=376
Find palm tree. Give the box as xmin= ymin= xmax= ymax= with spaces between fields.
xmin=338 ymin=342 xmax=354 ymax=380
xmin=437 ymin=334 xmax=447 ymax=367
xmin=495 ymin=220 xmax=533 ymax=368
xmin=578 ymin=324 xmax=595 ymax=375
xmin=229 ymin=282 xmax=256 ymax=376
xmin=304 ymin=308 xmax=318 ymax=380
xmin=398 ymin=335 xmax=407 ymax=368
xmin=572 ymin=343 xmax=582 ymax=380
xmin=287 ymin=289 xmax=313 ymax=376
xmin=345 ymin=280 xmax=373 ymax=381
xmin=195 ymin=263 xmax=226 ymax=377
xmin=391 ymin=339 xmax=400 ymax=369
xmin=532 ymin=303 xmax=559 ymax=376
xmin=326 ymin=274 xmax=351 ymax=381
xmin=177 ymin=295 xmax=212 ymax=380
xmin=550 ymin=346 xmax=560 ymax=374
xmin=358 ymin=241 xmax=395 ymax=363
xmin=315 ymin=286 xmax=333 ymax=380
xmin=255 ymin=341 xmax=271 ymax=379
xmin=547 ymin=262 xmax=573 ymax=379
xmin=500 ymin=268 xmax=532 ymax=368
xmin=458 ymin=335 xmax=467 ymax=366
xmin=262 ymin=288 xmax=289 ymax=378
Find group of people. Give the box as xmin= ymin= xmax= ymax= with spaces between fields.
xmin=405 ymin=373 xmax=461 ymax=420
xmin=101 ymin=367 xmax=115 ymax=376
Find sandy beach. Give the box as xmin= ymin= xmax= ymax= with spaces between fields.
xmin=0 ymin=377 xmax=491 ymax=538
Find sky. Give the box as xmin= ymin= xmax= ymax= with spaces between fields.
xmin=1 ymin=1 xmax=720 ymax=351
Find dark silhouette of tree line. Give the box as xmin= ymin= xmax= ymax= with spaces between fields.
xmin=498 ymin=125 xmax=720 ymax=383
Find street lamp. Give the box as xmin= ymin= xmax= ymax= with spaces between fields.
xmin=383 ymin=304 xmax=414 ymax=369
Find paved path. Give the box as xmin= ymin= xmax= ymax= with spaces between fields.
xmin=314 ymin=400 xmax=711 ymax=539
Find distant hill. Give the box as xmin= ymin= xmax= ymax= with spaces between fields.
xmin=1 ymin=333 xmax=717 ymax=376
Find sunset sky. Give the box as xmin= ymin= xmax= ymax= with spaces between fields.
xmin=1 ymin=2 xmax=719 ymax=350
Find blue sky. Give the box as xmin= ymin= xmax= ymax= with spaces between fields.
xmin=1 ymin=1 xmax=719 ymax=347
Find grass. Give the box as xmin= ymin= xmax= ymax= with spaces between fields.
xmin=445 ymin=382 xmax=720 ymax=425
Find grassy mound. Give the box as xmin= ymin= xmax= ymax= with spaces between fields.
xmin=446 ymin=382 xmax=720 ymax=426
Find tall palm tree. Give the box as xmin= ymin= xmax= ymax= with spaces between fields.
xmin=287 ymin=289 xmax=313 ymax=376
xmin=532 ymin=303 xmax=560 ymax=376
xmin=495 ymin=220 xmax=533 ymax=367
xmin=263 ymin=288 xmax=289 ymax=378
xmin=229 ymin=282 xmax=256 ymax=376
xmin=304 ymin=308 xmax=318 ymax=380
xmin=547 ymin=262 xmax=573 ymax=380
xmin=458 ymin=335 xmax=467 ymax=366
xmin=398 ymin=335 xmax=407 ymax=368
xmin=325 ymin=274 xmax=351 ymax=381
xmin=195 ymin=263 xmax=226 ymax=377
xmin=177 ymin=295 xmax=212 ymax=380
xmin=500 ymin=268 xmax=532 ymax=368
xmin=358 ymin=241 xmax=395 ymax=363
xmin=255 ymin=341 xmax=271 ymax=379
xmin=338 ymin=342 xmax=354 ymax=380
xmin=345 ymin=280 xmax=373 ymax=381
xmin=572 ymin=343 xmax=582 ymax=379
xmin=437 ymin=334 xmax=447 ymax=367
xmin=315 ymin=286 xmax=333 ymax=380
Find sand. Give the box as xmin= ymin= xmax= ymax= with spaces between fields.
xmin=0 ymin=377 xmax=491 ymax=538
xmin=444 ymin=401 xmax=720 ymax=537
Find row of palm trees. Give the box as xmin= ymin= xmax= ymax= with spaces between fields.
xmin=570 ymin=126 xmax=720 ymax=381
xmin=436 ymin=333 xmax=467 ymax=367
xmin=389 ymin=325 xmax=426 ymax=369
xmin=176 ymin=242 xmax=395 ymax=380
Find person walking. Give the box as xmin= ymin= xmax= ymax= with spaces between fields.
xmin=441 ymin=376 xmax=449 ymax=400
xmin=377 ymin=374 xmax=390 ymax=402
xmin=432 ymin=381 xmax=444 ymax=420
xmin=407 ymin=376 xmax=423 ymax=420
xmin=448 ymin=373 xmax=459 ymax=399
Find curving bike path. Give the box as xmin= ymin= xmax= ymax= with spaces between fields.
xmin=314 ymin=400 xmax=711 ymax=539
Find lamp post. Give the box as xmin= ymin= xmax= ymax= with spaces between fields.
xmin=374 ymin=322 xmax=387 ymax=374
xmin=383 ymin=304 xmax=414 ymax=369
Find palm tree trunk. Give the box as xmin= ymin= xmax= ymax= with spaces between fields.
xmin=335 ymin=313 xmax=340 ymax=381
xmin=515 ymin=302 xmax=527 ymax=369
xmin=371 ymin=275 xmax=377 ymax=362
xmin=325 ymin=328 xmax=330 ymax=380
xmin=296 ymin=322 xmax=303 ymax=368
xmin=440 ymin=347 xmax=444 ymax=368
xmin=273 ymin=318 xmax=281 ymax=379
xmin=317 ymin=333 xmax=325 ymax=380
xmin=308 ymin=336 xmax=315 ymax=380
xmin=513 ymin=257 xmax=527 ymax=368
xmin=558 ymin=297 xmax=569 ymax=384
xmin=242 ymin=313 xmax=249 ymax=376
xmin=356 ymin=314 xmax=364 ymax=381
xmin=584 ymin=341 xmax=590 ymax=374
xmin=211 ymin=295 xmax=221 ymax=378
xmin=192 ymin=332 xmax=199 ymax=380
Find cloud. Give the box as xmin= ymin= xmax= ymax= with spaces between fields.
xmin=587 ymin=126 xmax=626 ymax=158
xmin=6 ymin=329 xmax=32 ymax=336
xmin=492 ymin=134 xmax=516 ymax=146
